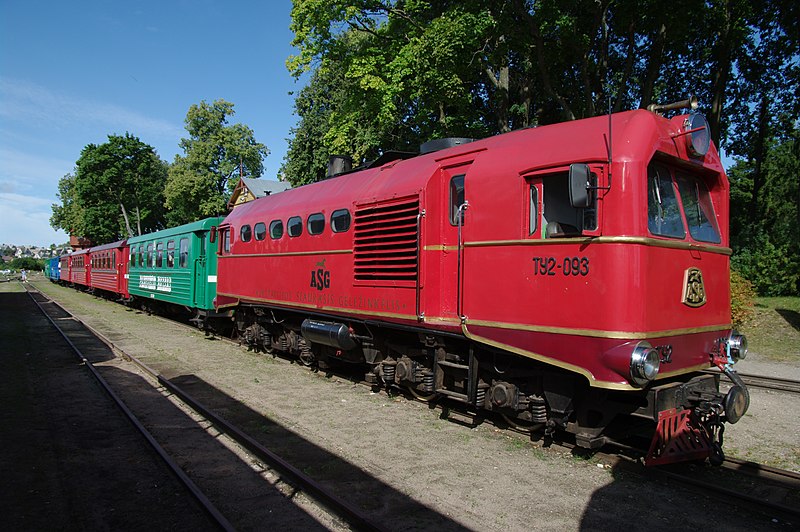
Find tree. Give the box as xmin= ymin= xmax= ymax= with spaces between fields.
xmin=51 ymin=134 xmax=168 ymax=244
xmin=50 ymin=171 xmax=86 ymax=240
xmin=283 ymin=0 xmax=758 ymax=183
xmin=729 ymin=132 xmax=800 ymax=295
xmin=164 ymin=100 xmax=269 ymax=225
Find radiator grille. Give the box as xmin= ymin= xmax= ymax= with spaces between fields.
xmin=353 ymin=197 xmax=419 ymax=284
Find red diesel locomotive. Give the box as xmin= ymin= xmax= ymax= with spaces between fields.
xmin=215 ymin=100 xmax=749 ymax=464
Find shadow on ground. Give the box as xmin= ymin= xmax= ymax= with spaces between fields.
xmin=776 ymin=308 xmax=800 ymax=332
xmin=169 ymin=373 xmax=468 ymax=530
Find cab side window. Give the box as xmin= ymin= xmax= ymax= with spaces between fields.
xmin=529 ymin=185 xmax=539 ymax=236
xmin=223 ymin=229 xmax=231 ymax=253
xmin=542 ymin=172 xmax=584 ymax=238
xmin=449 ymin=174 xmax=466 ymax=225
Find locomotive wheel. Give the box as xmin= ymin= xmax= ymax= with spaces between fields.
xmin=406 ymin=385 xmax=437 ymax=402
xmin=501 ymin=413 xmax=545 ymax=432
xmin=298 ymin=349 xmax=316 ymax=367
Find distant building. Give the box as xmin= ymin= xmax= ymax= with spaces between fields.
xmin=69 ymin=235 xmax=92 ymax=250
xmin=228 ymin=177 xmax=292 ymax=210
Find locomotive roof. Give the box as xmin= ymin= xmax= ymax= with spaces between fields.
xmin=127 ymin=216 xmax=225 ymax=244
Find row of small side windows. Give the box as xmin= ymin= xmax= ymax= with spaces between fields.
xmin=240 ymin=209 xmax=351 ymax=243
xmin=130 ymin=238 xmax=190 ymax=269
xmin=90 ymin=252 xmax=115 ymax=270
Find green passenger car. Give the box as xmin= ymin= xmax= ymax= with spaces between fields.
xmin=127 ymin=217 xmax=225 ymax=322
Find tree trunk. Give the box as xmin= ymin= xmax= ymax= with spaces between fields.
xmin=640 ymin=22 xmax=666 ymax=109
xmin=119 ymin=201 xmax=134 ymax=238
xmin=749 ymin=95 xmax=770 ymax=222
xmin=708 ymin=0 xmax=739 ymax=148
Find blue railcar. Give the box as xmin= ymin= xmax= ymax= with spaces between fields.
xmin=47 ymin=256 xmax=61 ymax=282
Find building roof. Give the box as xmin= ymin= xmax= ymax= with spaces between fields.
xmin=241 ymin=177 xmax=292 ymax=196
xmin=228 ymin=177 xmax=292 ymax=209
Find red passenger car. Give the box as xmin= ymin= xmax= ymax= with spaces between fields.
xmin=59 ymin=254 xmax=71 ymax=284
xmin=216 ymin=102 xmax=748 ymax=465
xmin=88 ymin=240 xmax=130 ymax=299
xmin=69 ymin=248 xmax=91 ymax=287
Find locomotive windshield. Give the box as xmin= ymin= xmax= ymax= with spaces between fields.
xmin=647 ymin=162 xmax=721 ymax=243
xmin=675 ymin=172 xmax=721 ymax=243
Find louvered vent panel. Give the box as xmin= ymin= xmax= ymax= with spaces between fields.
xmin=354 ymin=197 xmax=419 ymax=283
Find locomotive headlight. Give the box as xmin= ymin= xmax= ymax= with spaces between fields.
xmin=630 ymin=342 xmax=660 ymax=387
xmin=726 ymin=331 xmax=748 ymax=362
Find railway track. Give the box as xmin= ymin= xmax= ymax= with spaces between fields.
xmin=31 ymin=282 xmax=800 ymax=526
xmin=23 ymin=285 xmax=235 ymax=531
xmin=704 ymin=368 xmax=800 ymax=395
xmin=24 ymin=283 xmax=384 ymax=532
xmin=650 ymin=457 xmax=800 ymax=520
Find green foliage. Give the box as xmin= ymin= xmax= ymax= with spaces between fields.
xmin=730 ymin=133 xmax=800 ymax=296
xmin=9 ymin=257 xmax=45 ymax=271
xmin=283 ymin=0 xmax=799 ymax=232
xmin=50 ymin=172 xmax=86 ymax=240
xmin=50 ymin=134 xmax=168 ymax=244
xmin=165 ymin=99 xmax=269 ymax=225
xmin=730 ymin=269 xmax=756 ymax=325
xmin=732 ymin=237 xmax=800 ymax=296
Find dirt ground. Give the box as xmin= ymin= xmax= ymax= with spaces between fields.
xmin=19 ymin=278 xmax=800 ymax=530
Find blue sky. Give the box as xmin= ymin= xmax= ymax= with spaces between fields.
xmin=0 ymin=1 xmax=303 ymax=247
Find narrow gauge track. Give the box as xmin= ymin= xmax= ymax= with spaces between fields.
xmin=650 ymin=457 xmax=800 ymax=520
xmin=23 ymin=284 xmax=235 ymax=532
xmin=704 ymin=369 xmax=800 ymax=395
xmin=38 ymin=283 xmax=800 ymax=524
xmin=25 ymin=284 xmax=385 ymax=532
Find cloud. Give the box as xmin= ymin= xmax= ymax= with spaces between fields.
xmin=0 ymin=77 xmax=182 ymax=140
xmin=0 ymin=147 xmax=74 ymax=193
xmin=0 ymin=192 xmax=68 ymax=247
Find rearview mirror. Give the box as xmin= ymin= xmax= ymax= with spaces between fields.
xmin=209 ymin=226 xmax=217 ymax=243
xmin=569 ymin=164 xmax=591 ymax=208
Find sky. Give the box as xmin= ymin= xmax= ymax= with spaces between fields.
xmin=0 ymin=1 xmax=304 ymax=247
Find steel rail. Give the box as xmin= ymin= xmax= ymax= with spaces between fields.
xmin=722 ymin=456 xmax=800 ymax=485
xmin=652 ymin=464 xmax=800 ymax=519
xmin=28 ymin=284 xmax=386 ymax=532
xmin=703 ymin=368 xmax=800 ymax=395
xmin=23 ymin=285 xmax=235 ymax=532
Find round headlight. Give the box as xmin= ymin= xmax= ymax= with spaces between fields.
xmin=727 ymin=331 xmax=748 ymax=361
xmin=686 ymin=113 xmax=710 ymax=157
xmin=630 ymin=342 xmax=661 ymax=387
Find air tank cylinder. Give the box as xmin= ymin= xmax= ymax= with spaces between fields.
xmin=301 ymin=319 xmax=357 ymax=351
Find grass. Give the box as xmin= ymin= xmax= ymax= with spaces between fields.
xmin=739 ymin=296 xmax=800 ymax=362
